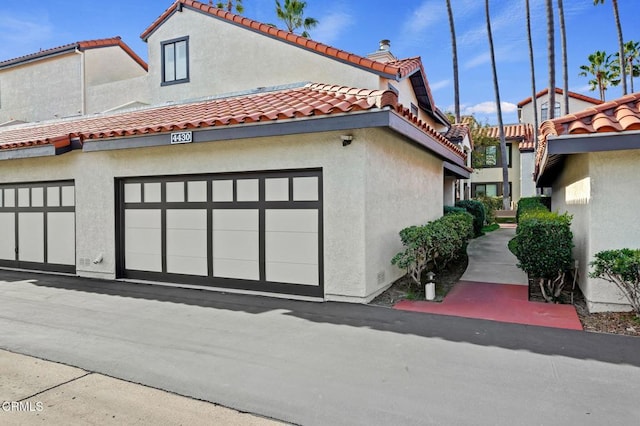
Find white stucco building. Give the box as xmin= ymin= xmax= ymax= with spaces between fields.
xmin=536 ymin=92 xmax=640 ymax=312
xmin=0 ymin=0 xmax=469 ymax=302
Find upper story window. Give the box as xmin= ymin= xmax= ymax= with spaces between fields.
xmin=410 ymin=103 xmax=418 ymax=116
xmin=475 ymin=143 xmax=512 ymax=168
xmin=162 ymin=37 xmax=189 ymax=85
xmin=540 ymin=101 xmax=560 ymax=121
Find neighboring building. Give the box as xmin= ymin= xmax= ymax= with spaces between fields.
xmin=442 ymin=123 xmax=473 ymax=203
xmin=0 ymin=37 xmax=149 ymax=124
xmin=0 ymin=0 xmax=468 ymax=303
xmin=535 ymin=92 xmax=640 ymax=312
xmin=469 ymin=123 xmax=534 ymax=207
xmin=517 ymin=87 xmax=603 ymax=125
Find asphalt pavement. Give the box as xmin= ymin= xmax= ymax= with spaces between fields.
xmin=1 ymin=269 xmax=640 ymax=425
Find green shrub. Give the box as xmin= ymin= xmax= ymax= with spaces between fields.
xmin=455 ymin=200 xmax=486 ymax=237
xmin=475 ymin=196 xmax=503 ymax=225
xmin=391 ymin=212 xmax=473 ymax=287
xmin=511 ymin=210 xmax=574 ymax=302
xmin=590 ymin=249 xmax=640 ymax=316
xmin=444 ymin=205 xmax=466 ymax=215
xmin=516 ymin=196 xmax=550 ymax=222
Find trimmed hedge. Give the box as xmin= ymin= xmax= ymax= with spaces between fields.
xmin=444 ymin=205 xmax=466 ymax=215
xmin=516 ymin=196 xmax=551 ymax=222
xmin=476 ymin=195 xmax=503 ymax=225
xmin=455 ymin=200 xmax=486 ymax=237
xmin=392 ymin=212 xmax=473 ymax=287
xmin=510 ymin=209 xmax=574 ymax=302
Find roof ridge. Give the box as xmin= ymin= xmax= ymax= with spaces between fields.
xmin=0 ymin=37 xmax=147 ymax=71
xmin=517 ymin=87 xmax=603 ymax=107
xmin=140 ymin=0 xmax=405 ymax=79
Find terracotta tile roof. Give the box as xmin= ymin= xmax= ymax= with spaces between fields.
xmin=517 ymin=88 xmax=602 ymax=108
xmin=443 ymin=124 xmax=469 ymax=142
xmin=480 ymin=123 xmax=535 ymax=151
xmin=141 ymin=1 xmax=412 ymax=80
xmin=536 ymin=92 xmax=640 ymax=166
xmin=0 ymin=83 xmax=464 ymax=160
xmin=0 ymin=37 xmax=148 ymax=71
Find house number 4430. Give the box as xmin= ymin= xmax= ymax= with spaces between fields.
xmin=170 ymin=131 xmax=193 ymax=144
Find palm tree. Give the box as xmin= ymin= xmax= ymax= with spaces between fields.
xmin=546 ymin=0 xmax=556 ymax=120
xmin=594 ymin=0 xmax=627 ymax=95
xmin=485 ymin=0 xmax=510 ymax=210
xmin=446 ymin=0 xmax=460 ymax=124
xmin=579 ymin=50 xmax=616 ymax=101
xmin=212 ymin=0 xmax=243 ymax=14
xmin=613 ymin=40 xmax=640 ymax=93
xmin=275 ymin=0 xmax=318 ymax=38
xmin=557 ymin=0 xmax=569 ymax=116
xmin=525 ymin=0 xmax=539 ymax=150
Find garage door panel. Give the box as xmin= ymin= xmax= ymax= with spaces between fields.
xmin=0 ymin=213 xmax=15 ymax=261
xmin=213 ymin=259 xmax=259 ymax=281
xmin=166 ymin=209 xmax=207 ymax=276
xmin=47 ymin=212 xmax=75 ymax=265
xmin=212 ymin=209 xmax=259 ymax=280
xmin=266 ymin=263 xmax=318 ymax=286
xmin=125 ymin=210 xmax=161 ymax=272
xmin=18 ymin=212 xmax=44 ymax=263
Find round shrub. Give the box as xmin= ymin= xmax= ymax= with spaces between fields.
xmin=455 ymin=200 xmax=486 ymax=237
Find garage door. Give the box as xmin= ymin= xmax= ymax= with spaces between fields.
xmin=116 ymin=170 xmax=323 ymax=297
xmin=0 ymin=181 xmax=76 ymax=274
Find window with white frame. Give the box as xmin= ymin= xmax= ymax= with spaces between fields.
xmin=540 ymin=101 xmax=560 ymax=121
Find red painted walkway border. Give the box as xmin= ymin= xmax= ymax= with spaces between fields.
xmin=394 ymin=281 xmax=583 ymax=330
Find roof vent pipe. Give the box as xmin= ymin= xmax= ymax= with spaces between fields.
xmin=379 ymin=39 xmax=391 ymax=51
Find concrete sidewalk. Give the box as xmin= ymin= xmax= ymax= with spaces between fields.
xmin=0 ymin=349 xmax=280 ymax=425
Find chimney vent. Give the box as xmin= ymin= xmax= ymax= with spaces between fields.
xmin=379 ymin=39 xmax=391 ymax=51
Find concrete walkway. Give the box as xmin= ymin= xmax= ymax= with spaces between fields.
xmin=0 ymin=349 xmax=280 ymax=425
xmin=395 ymin=227 xmax=584 ymax=330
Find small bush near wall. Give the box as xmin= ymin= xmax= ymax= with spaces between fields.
xmin=516 ymin=196 xmax=550 ymax=222
xmin=455 ymin=200 xmax=486 ymax=237
xmin=590 ymin=249 xmax=640 ymax=316
xmin=476 ymin=196 xmax=502 ymax=225
xmin=511 ymin=210 xmax=574 ymax=303
xmin=391 ymin=212 xmax=473 ymax=288
xmin=443 ymin=205 xmax=466 ymax=215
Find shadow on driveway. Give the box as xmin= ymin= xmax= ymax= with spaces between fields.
xmin=3 ymin=269 xmax=640 ymax=368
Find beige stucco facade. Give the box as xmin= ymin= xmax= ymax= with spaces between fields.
xmin=0 ymin=126 xmax=446 ymax=302
xmin=470 ymin=143 xmax=521 ymax=206
xmin=519 ymin=93 xmax=600 ymax=125
xmin=551 ymin=150 xmax=640 ymax=312
xmin=0 ymin=45 xmax=147 ymax=124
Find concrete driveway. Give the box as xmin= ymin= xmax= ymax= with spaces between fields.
xmin=1 ymin=270 xmax=640 ymax=425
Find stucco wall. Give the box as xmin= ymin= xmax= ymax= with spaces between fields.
xmin=0 ymin=129 xmax=380 ymax=299
xmin=145 ymin=8 xmax=380 ymax=103
xmin=84 ymin=46 xmax=147 ymax=86
xmin=0 ymin=53 xmax=82 ymax=123
xmin=587 ymin=150 xmax=640 ymax=311
xmin=550 ymin=153 xmax=591 ymax=305
xmin=86 ymin=75 xmax=150 ymax=113
xmin=363 ymin=129 xmax=443 ymax=301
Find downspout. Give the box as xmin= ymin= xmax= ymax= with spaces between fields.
xmin=75 ymin=47 xmax=86 ymax=115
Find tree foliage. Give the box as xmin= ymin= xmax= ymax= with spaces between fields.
xmin=391 ymin=213 xmax=473 ymax=288
xmin=579 ymin=50 xmax=617 ymax=101
xmin=275 ymin=0 xmax=318 ymax=38
xmin=511 ymin=210 xmax=574 ymax=303
xmin=590 ymin=249 xmax=640 ymax=316
xmin=214 ymin=0 xmax=243 ymax=14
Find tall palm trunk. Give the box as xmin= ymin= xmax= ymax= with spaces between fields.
xmin=612 ymin=0 xmax=627 ymax=95
xmin=525 ymin=0 xmax=539 ymax=151
xmin=546 ymin=0 xmax=556 ymax=120
xmin=558 ymin=0 xmax=569 ymax=116
xmin=485 ymin=0 xmax=510 ymax=210
xmin=446 ymin=0 xmax=460 ymax=123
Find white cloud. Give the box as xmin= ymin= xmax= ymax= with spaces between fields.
xmin=311 ymin=11 xmax=353 ymax=45
xmin=403 ymin=0 xmax=443 ymax=35
xmin=430 ymin=79 xmax=450 ymax=91
xmin=463 ymin=101 xmax=518 ymax=115
xmin=465 ymin=52 xmax=491 ymax=69
xmin=0 ymin=14 xmax=53 ymax=58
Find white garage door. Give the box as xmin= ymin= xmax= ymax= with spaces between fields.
xmin=0 ymin=181 xmax=76 ymax=273
xmin=117 ymin=170 xmax=323 ymax=297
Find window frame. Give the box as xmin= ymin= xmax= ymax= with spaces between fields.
xmin=161 ymin=36 xmax=190 ymax=86
xmin=471 ymin=182 xmax=512 ymax=198
xmin=540 ymin=101 xmax=561 ymax=121
xmin=475 ymin=143 xmax=513 ymax=168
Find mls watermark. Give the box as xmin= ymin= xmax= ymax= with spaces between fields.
xmin=1 ymin=401 xmax=44 ymax=413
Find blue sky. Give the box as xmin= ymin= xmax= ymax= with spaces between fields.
xmin=1 ymin=0 xmax=639 ymax=124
